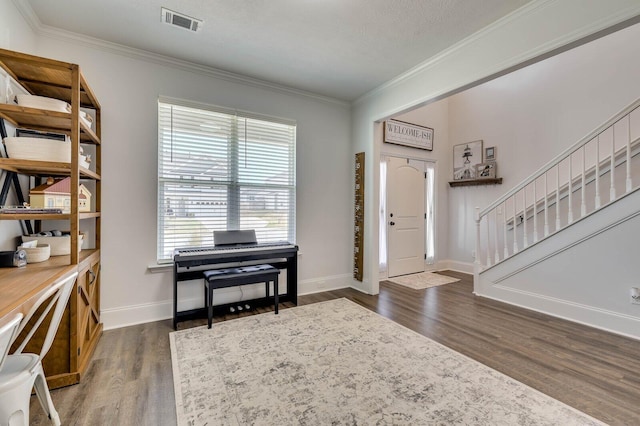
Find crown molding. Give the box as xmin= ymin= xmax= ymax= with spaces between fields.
xmin=12 ymin=0 xmax=349 ymax=107
xmin=354 ymin=0 xmax=640 ymax=106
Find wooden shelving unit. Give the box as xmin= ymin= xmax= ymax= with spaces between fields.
xmin=0 ymin=48 xmax=102 ymax=389
xmin=449 ymin=178 xmax=503 ymax=187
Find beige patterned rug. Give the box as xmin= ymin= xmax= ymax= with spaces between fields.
xmin=387 ymin=271 xmax=460 ymax=289
xmin=169 ymin=298 xmax=602 ymax=425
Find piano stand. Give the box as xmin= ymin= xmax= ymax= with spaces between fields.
xmin=172 ymin=243 xmax=298 ymax=330
xmin=203 ymin=265 xmax=280 ymax=329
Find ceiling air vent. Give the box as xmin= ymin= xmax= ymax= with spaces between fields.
xmin=161 ymin=7 xmax=203 ymax=32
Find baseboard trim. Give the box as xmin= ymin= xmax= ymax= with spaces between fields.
xmin=438 ymin=259 xmax=474 ymax=274
xmin=102 ymin=273 xmax=351 ymax=330
xmin=102 ymin=300 xmax=173 ymax=331
xmin=475 ymin=284 xmax=640 ymax=341
xmin=298 ymin=273 xmax=351 ymax=296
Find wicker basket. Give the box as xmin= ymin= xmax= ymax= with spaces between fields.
xmin=15 ymin=94 xmax=70 ymax=112
xmin=15 ymin=94 xmax=92 ymax=128
xmin=3 ymin=137 xmax=71 ymax=163
xmin=21 ymin=234 xmax=83 ymax=256
xmin=17 ymin=244 xmax=51 ymax=263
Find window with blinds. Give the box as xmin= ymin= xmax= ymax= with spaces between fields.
xmin=157 ymin=99 xmax=296 ymax=262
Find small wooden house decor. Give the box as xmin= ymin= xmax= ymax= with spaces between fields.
xmin=29 ymin=177 xmax=92 ymax=213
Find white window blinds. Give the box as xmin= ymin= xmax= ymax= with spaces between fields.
xmin=157 ymin=99 xmax=296 ymax=262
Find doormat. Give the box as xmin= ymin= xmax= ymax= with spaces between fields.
xmin=387 ymin=271 xmax=460 ymax=290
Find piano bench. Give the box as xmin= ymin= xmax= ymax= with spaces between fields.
xmin=203 ymin=264 xmax=280 ymax=329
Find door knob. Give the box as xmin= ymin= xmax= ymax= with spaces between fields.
xmin=390 ymin=221 xmax=395 ymax=226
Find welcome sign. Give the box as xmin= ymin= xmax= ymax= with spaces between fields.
xmin=384 ymin=119 xmax=433 ymax=151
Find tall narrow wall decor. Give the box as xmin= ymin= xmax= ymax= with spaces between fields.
xmin=354 ymin=152 xmax=365 ymax=281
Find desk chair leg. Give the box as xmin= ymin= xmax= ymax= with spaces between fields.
xmin=33 ymin=365 xmax=60 ymax=425
xmin=274 ymin=277 xmax=279 ymax=315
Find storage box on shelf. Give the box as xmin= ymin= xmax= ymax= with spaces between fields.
xmin=3 ymin=136 xmax=93 ymax=168
xmin=21 ymin=233 xmax=84 ymax=256
xmin=17 ymin=243 xmax=50 ymax=263
xmin=0 ymin=48 xmax=102 ymax=389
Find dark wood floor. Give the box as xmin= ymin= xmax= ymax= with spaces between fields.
xmin=31 ymin=271 xmax=640 ymax=425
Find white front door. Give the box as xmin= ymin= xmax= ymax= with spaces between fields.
xmin=387 ymin=157 xmax=425 ymax=278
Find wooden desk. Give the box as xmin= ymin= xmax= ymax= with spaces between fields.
xmin=0 ymin=263 xmax=76 ymax=328
xmin=0 ymin=250 xmax=102 ymax=388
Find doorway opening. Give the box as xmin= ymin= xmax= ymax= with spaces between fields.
xmin=380 ymin=155 xmax=435 ymax=278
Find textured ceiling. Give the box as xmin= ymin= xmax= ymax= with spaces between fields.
xmin=25 ymin=0 xmax=532 ymax=101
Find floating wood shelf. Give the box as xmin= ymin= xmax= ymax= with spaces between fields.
xmin=449 ymin=178 xmax=503 ymax=187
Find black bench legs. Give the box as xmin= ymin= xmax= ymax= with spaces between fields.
xmin=203 ymin=264 xmax=280 ymax=329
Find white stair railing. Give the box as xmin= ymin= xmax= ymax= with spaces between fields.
xmin=474 ymin=98 xmax=640 ymax=273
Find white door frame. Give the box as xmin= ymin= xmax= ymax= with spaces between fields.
xmin=380 ymin=153 xmax=437 ymax=279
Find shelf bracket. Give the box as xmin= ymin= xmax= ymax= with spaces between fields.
xmin=0 ymin=118 xmax=33 ymax=235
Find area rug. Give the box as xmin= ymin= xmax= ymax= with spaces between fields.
xmin=169 ymin=298 xmax=603 ymax=426
xmin=387 ymin=271 xmax=460 ymax=290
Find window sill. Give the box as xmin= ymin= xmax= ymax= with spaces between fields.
xmin=147 ymin=262 xmax=173 ymax=273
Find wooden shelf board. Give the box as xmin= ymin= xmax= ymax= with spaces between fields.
xmin=0 ymin=213 xmax=70 ymax=220
xmin=79 ymin=167 xmax=101 ymax=180
xmin=0 ymin=104 xmax=100 ymax=144
xmin=48 ymin=249 xmax=99 ymax=266
xmin=0 ymin=159 xmax=101 ymax=180
xmin=449 ymin=178 xmax=503 ymax=187
xmin=79 ymin=212 xmax=101 ymax=220
xmin=0 ymin=212 xmax=99 ymax=221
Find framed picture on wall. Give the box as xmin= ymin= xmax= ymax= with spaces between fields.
xmin=453 ymin=140 xmax=483 ymax=180
xmin=476 ymin=162 xmax=497 ymax=179
xmin=485 ymin=146 xmax=496 ymax=161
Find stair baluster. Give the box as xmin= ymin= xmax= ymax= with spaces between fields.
xmin=503 ymin=203 xmax=509 ymax=260
xmin=544 ymin=173 xmax=550 ymax=236
xmin=627 ymin=114 xmax=633 ymax=193
xmin=611 ymin=126 xmax=616 ymax=201
xmin=533 ymin=178 xmax=538 ymax=243
xmin=493 ymin=209 xmax=500 ymax=263
xmin=567 ymin=155 xmax=573 ymax=224
xmin=581 ymin=145 xmax=587 ymax=217
xmin=595 ymin=135 xmax=601 ymax=208
xmin=523 ymin=187 xmax=528 ymax=248
xmin=512 ymin=196 xmax=518 ymax=254
xmin=486 ymin=214 xmax=492 ymax=267
xmin=555 ymin=165 xmax=561 ymax=231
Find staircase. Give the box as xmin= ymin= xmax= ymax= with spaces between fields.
xmin=473 ymin=98 xmax=640 ymax=339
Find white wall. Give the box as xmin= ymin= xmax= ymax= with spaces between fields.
xmin=352 ymin=0 xmax=640 ymax=295
xmin=1 ymin=2 xmax=353 ymax=328
xmin=0 ymin=0 xmax=37 ymax=52
xmin=447 ymin=23 xmax=640 ymax=265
